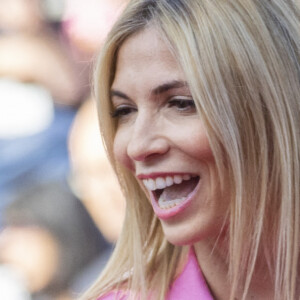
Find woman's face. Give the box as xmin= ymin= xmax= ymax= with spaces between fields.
xmin=111 ymin=27 xmax=229 ymax=245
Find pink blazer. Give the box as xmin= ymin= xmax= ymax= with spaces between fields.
xmin=98 ymin=248 xmax=214 ymax=300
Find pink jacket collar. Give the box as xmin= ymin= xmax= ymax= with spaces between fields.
xmin=98 ymin=247 xmax=214 ymax=299
xmin=166 ymin=247 xmax=214 ymax=299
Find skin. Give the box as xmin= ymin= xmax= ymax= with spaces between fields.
xmin=0 ymin=35 xmax=80 ymax=105
xmin=111 ymin=26 xmax=275 ymax=300
xmin=0 ymin=226 xmax=59 ymax=293
xmin=0 ymin=0 xmax=41 ymax=33
xmin=111 ymin=26 xmax=229 ymax=246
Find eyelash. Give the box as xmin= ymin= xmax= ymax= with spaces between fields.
xmin=111 ymin=98 xmax=195 ymax=119
xmin=167 ymin=98 xmax=195 ymax=111
xmin=110 ymin=105 xmax=137 ymax=118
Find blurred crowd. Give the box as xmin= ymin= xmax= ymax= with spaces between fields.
xmin=0 ymin=0 xmax=127 ymax=299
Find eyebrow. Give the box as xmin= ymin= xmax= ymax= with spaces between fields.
xmin=152 ymin=80 xmax=189 ymax=95
xmin=110 ymin=80 xmax=189 ymax=100
xmin=110 ymin=90 xmax=130 ymax=100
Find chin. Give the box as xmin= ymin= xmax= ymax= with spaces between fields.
xmin=161 ymin=219 xmax=228 ymax=246
xmin=166 ymin=237 xmax=198 ymax=246
xmin=161 ymin=226 xmax=205 ymax=246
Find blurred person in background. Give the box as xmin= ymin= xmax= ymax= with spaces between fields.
xmin=0 ymin=0 xmax=129 ymax=221
xmin=0 ymin=2 xmax=127 ymax=298
xmin=62 ymin=0 xmax=129 ymax=244
xmin=0 ymin=34 xmax=78 ymax=222
xmin=0 ymin=180 xmax=111 ymax=300
xmin=68 ymin=99 xmax=125 ymax=243
xmin=0 ymin=0 xmax=86 ymax=107
xmin=62 ymin=0 xmax=129 ymax=58
xmin=0 ymin=0 xmax=85 ymax=223
xmin=60 ymin=0 xmax=130 ymax=121
xmin=0 ymin=0 xmax=51 ymax=35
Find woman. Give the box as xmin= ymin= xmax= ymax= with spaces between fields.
xmin=84 ymin=0 xmax=300 ymax=299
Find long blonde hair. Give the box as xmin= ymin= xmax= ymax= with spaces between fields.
xmin=83 ymin=1 xmax=300 ymax=299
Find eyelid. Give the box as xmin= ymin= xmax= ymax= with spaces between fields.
xmin=110 ymin=104 xmax=137 ymax=118
xmin=167 ymin=97 xmax=196 ymax=112
xmin=168 ymin=95 xmax=193 ymax=100
xmin=112 ymin=102 xmax=136 ymax=110
xmin=167 ymin=96 xmax=195 ymax=104
xmin=111 ymin=96 xmax=135 ymax=109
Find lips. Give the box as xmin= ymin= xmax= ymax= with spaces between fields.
xmin=139 ymin=173 xmax=200 ymax=219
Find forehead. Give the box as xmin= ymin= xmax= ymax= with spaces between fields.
xmin=118 ymin=26 xmax=174 ymax=61
xmin=113 ymin=26 xmax=184 ymax=85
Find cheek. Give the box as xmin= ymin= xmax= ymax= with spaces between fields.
xmin=113 ymin=129 xmax=135 ymax=171
xmin=182 ymin=123 xmax=214 ymax=162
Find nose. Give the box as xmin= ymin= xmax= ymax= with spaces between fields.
xmin=127 ymin=113 xmax=170 ymax=162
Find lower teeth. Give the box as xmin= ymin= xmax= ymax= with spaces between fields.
xmin=158 ymin=195 xmax=187 ymax=209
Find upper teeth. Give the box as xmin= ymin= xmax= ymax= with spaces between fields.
xmin=142 ymin=174 xmax=194 ymax=191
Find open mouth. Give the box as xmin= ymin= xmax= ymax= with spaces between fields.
xmin=142 ymin=174 xmax=200 ymax=209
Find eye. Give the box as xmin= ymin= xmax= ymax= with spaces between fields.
xmin=168 ymin=98 xmax=196 ymax=112
xmin=111 ymin=105 xmax=137 ymax=118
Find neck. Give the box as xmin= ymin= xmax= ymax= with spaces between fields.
xmin=193 ymin=237 xmax=274 ymax=300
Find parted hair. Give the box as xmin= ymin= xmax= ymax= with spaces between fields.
xmin=83 ymin=1 xmax=300 ymax=299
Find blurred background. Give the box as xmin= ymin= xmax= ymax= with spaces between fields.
xmin=0 ymin=0 xmax=127 ymax=299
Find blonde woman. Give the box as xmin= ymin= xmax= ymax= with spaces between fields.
xmin=83 ymin=0 xmax=300 ymax=299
